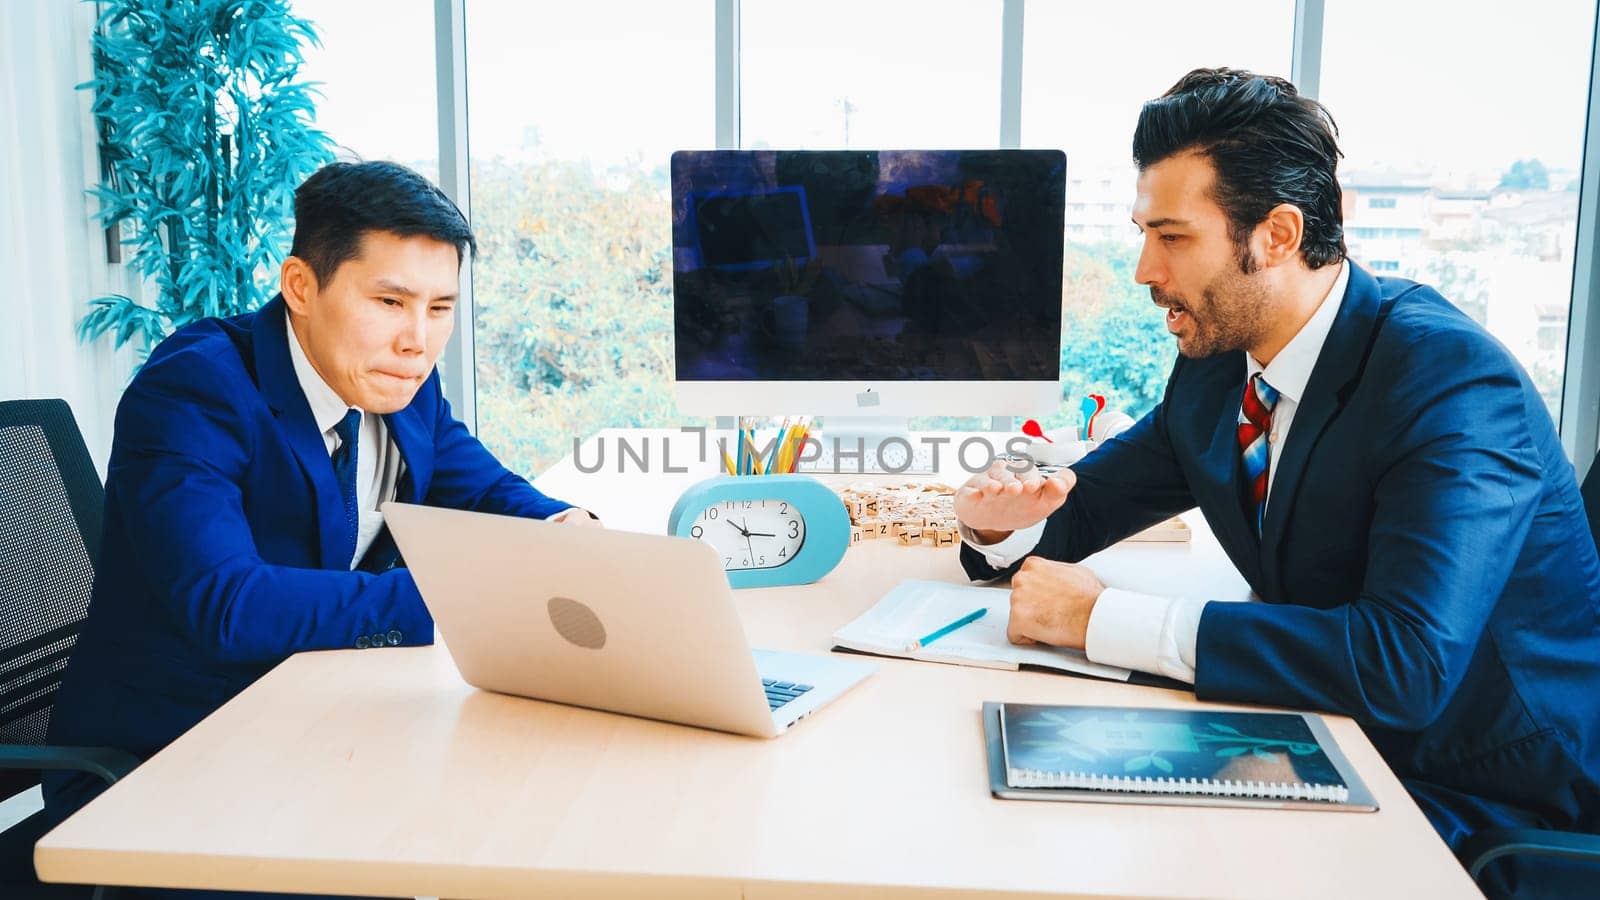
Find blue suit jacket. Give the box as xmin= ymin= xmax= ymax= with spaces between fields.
xmin=45 ymin=296 xmax=573 ymax=822
xmin=963 ymin=264 xmax=1600 ymax=845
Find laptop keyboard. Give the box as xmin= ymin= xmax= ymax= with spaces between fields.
xmin=762 ymin=678 xmax=814 ymax=710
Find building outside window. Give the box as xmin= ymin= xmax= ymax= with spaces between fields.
xmin=1321 ymin=0 xmax=1595 ymax=418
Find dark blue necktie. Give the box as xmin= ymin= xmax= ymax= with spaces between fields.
xmin=331 ymin=409 xmax=361 ymax=564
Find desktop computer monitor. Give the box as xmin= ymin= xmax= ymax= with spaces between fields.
xmin=671 ymin=149 xmax=1065 ymax=418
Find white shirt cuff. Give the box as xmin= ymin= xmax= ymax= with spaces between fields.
xmin=958 ymin=520 xmax=1047 ymax=569
xmin=1084 ymin=589 xmax=1208 ymax=684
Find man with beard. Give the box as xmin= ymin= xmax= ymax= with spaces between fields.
xmin=954 ymin=68 xmax=1599 ymax=897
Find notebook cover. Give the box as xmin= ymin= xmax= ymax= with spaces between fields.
xmin=981 ymin=702 xmax=1378 ymax=812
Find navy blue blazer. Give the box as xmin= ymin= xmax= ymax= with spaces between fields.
xmin=963 ymin=264 xmax=1600 ymax=845
xmin=45 ymin=296 xmax=573 ymax=822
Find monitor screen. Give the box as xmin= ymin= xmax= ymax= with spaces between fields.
xmin=671 ymin=150 xmax=1066 ymax=384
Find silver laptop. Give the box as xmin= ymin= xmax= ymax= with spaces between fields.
xmin=382 ymin=502 xmax=875 ymax=738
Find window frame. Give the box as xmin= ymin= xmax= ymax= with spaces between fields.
xmin=432 ymin=0 xmax=1600 ymax=470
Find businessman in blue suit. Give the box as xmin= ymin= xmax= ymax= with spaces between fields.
xmin=44 ymin=162 xmax=598 ymax=840
xmin=956 ymin=70 xmax=1600 ymax=896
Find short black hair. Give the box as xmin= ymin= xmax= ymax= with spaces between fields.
xmin=1133 ymin=68 xmax=1345 ymax=270
xmin=289 ymin=161 xmax=478 ymax=287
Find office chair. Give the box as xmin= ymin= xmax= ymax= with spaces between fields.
xmin=0 ymin=399 xmax=137 ymax=900
xmin=1457 ymin=448 xmax=1600 ymax=898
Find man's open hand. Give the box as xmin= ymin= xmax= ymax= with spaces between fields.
xmin=954 ymin=460 xmax=1075 ymax=541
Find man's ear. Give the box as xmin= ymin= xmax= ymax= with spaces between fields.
xmin=280 ymin=256 xmax=317 ymax=317
xmin=1257 ymin=203 xmax=1305 ymax=269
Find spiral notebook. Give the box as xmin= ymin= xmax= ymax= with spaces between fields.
xmin=982 ymin=702 xmax=1377 ymax=812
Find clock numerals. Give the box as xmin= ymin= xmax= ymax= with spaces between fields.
xmin=692 ymin=500 xmax=804 ymax=571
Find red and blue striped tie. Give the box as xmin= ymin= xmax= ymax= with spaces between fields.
xmin=1237 ymin=373 xmax=1280 ymax=534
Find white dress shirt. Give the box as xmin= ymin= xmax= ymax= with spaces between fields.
xmin=961 ymin=261 xmax=1350 ymax=682
xmin=286 ymin=324 xmax=405 ymax=569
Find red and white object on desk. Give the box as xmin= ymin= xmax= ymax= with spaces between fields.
xmin=1021 ymin=408 xmax=1136 ymax=467
xmin=1020 ymin=419 xmax=1052 ymax=443
xmin=1088 ymin=410 xmax=1135 ymax=442
xmin=1027 ymin=431 xmax=1092 ymax=467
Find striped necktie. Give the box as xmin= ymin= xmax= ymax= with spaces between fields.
xmin=1236 ymin=373 xmax=1280 ymax=534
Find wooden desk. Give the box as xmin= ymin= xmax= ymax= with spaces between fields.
xmin=36 ymin=430 xmax=1479 ymax=898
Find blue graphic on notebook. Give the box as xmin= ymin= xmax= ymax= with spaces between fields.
xmin=999 ymin=703 xmax=1348 ymax=799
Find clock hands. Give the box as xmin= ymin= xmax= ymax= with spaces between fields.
xmin=734 ymin=518 xmax=756 ymax=564
xmin=730 ymin=517 xmax=776 ymax=538
xmin=722 ymin=517 xmax=781 ymax=566
xmin=727 ymin=518 xmax=778 ymax=537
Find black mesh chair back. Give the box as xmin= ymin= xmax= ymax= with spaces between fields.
xmin=0 ymin=401 xmax=132 ymax=899
xmin=0 ymin=400 xmax=101 ymax=763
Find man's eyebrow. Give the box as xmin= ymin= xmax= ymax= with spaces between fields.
xmin=1135 ymin=217 xmax=1191 ymax=229
xmin=373 ymin=279 xmax=458 ymax=303
xmin=373 ymin=279 xmax=418 ymax=297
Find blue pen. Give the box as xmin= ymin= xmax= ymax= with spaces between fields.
xmin=909 ymin=607 xmax=987 ymax=651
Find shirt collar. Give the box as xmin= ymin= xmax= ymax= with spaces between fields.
xmin=285 ymin=317 xmax=359 ymax=436
xmin=1245 ymin=259 xmax=1349 ymax=406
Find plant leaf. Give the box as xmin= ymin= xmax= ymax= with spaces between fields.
xmin=79 ymin=0 xmax=333 ymax=349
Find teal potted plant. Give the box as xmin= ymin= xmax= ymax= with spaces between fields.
xmin=77 ymin=0 xmax=335 ymax=356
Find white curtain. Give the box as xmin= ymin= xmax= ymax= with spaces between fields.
xmin=1 ymin=1 xmax=143 ymax=474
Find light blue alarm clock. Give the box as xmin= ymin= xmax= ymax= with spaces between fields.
xmin=667 ymin=474 xmax=850 ymax=588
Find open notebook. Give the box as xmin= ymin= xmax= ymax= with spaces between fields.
xmin=832 ymin=534 xmax=1256 ymax=681
xmin=983 ymin=702 xmax=1377 ymax=811
xmin=832 ymin=580 xmax=1132 ymax=681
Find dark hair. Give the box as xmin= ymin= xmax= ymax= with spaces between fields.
xmin=1132 ymin=68 xmax=1345 ymax=270
xmin=289 ymin=161 xmax=478 ymax=287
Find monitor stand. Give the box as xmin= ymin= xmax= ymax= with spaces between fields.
xmin=794 ymin=416 xmax=935 ymax=474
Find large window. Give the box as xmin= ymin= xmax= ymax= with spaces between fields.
xmin=741 ymin=0 xmax=1001 ymax=150
xmin=1021 ymin=1 xmax=1295 ymax=436
xmin=463 ymin=1 xmax=714 ymax=477
xmin=1320 ymin=0 xmax=1597 ymax=419
xmin=293 ymin=0 xmax=439 ymax=174
xmin=296 ymin=3 xmax=1598 ymax=467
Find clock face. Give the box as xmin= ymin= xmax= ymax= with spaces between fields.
xmin=689 ymin=499 xmax=805 ymax=571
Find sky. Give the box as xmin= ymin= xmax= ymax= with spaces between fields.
xmin=293 ymin=0 xmax=1598 ymax=188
